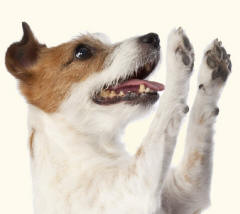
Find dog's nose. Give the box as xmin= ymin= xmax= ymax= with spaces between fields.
xmin=139 ymin=33 xmax=160 ymax=49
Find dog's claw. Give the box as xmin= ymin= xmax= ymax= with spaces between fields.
xmin=177 ymin=27 xmax=183 ymax=34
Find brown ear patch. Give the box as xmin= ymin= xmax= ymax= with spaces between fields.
xmin=5 ymin=22 xmax=46 ymax=81
xmin=18 ymin=35 xmax=111 ymax=112
xmin=6 ymin=24 xmax=112 ymax=113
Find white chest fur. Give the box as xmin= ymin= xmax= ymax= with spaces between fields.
xmin=28 ymin=106 xmax=162 ymax=214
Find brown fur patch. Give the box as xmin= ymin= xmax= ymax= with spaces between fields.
xmin=127 ymin=147 xmax=146 ymax=179
xmin=20 ymin=36 xmax=111 ymax=112
xmin=198 ymin=114 xmax=205 ymax=125
xmin=6 ymin=32 xmax=113 ymax=112
xmin=126 ymin=146 xmax=145 ymax=178
xmin=29 ymin=129 xmax=35 ymax=158
xmin=184 ymin=151 xmax=203 ymax=183
xmin=135 ymin=146 xmax=145 ymax=159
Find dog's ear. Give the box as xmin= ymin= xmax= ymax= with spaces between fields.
xmin=5 ymin=22 xmax=46 ymax=81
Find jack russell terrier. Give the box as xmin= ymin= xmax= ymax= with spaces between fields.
xmin=5 ymin=22 xmax=231 ymax=214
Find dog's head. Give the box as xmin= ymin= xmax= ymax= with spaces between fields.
xmin=6 ymin=23 xmax=164 ymax=135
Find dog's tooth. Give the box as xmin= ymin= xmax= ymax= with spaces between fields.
xmin=139 ymin=84 xmax=145 ymax=93
xmin=145 ymin=87 xmax=150 ymax=92
xmin=100 ymin=90 xmax=110 ymax=98
xmin=109 ymin=91 xmax=117 ymax=98
xmin=119 ymin=91 xmax=125 ymax=97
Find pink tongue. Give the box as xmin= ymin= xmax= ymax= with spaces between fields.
xmin=113 ymin=79 xmax=165 ymax=91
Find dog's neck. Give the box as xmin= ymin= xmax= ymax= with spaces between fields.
xmin=28 ymin=105 xmax=128 ymax=163
xmin=28 ymin=105 xmax=131 ymax=212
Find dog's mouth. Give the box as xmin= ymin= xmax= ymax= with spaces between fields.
xmin=92 ymin=59 xmax=164 ymax=106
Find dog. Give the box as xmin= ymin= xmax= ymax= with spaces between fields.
xmin=5 ymin=22 xmax=231 ymax=214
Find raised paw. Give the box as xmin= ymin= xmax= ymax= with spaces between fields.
xmin=199 ymin=40 xmax=232 ymax=92
xmin=206 ymin=39 xmax=232 ymax=82
xmin=167 ymin=27 xmax=195 ymax=72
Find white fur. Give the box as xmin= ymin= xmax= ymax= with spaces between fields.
xmin=92 ymin=32 xmax=112 ymax=44
xmin=27 ymin=29 xmax=228 ymax=214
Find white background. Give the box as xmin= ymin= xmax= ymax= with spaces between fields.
xmin=0 ymin=0 xmax=239 ymax=213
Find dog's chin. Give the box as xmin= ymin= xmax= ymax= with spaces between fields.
xmin=92 ymin=57 xmax=164 ymax=107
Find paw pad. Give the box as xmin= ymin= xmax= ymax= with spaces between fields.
xmin=183 ymin=35 xmax=191 ymax=51
xmin=213 ymin=107 xmax=219 ymax=116
xmin=182 ymin=52 xmax=190 ymax=65
xmin=183 ymin=105 xmax=189 ymax=113
xmin=174 ymin=29 xmax=194 ymax=70
xmin=198 ymin=84 xmax=204 ymax=90
xmin=206 ymin=39 xmax=231 ymax=82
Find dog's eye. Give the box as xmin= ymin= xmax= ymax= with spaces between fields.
xmin=75 ymin=44 xmax=92 ymax=60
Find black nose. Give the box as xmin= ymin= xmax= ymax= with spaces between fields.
xmin=139 ymin=33 xmax=160 ymax=49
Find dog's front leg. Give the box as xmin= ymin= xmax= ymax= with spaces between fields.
xmin=161 ymin=40 xmax=231 ymax=214
xmin=131 ymin=28 xmax=194 ymax=194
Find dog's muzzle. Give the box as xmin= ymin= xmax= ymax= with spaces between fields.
xmin=92 ymin=32 xmax=164 ymax=106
